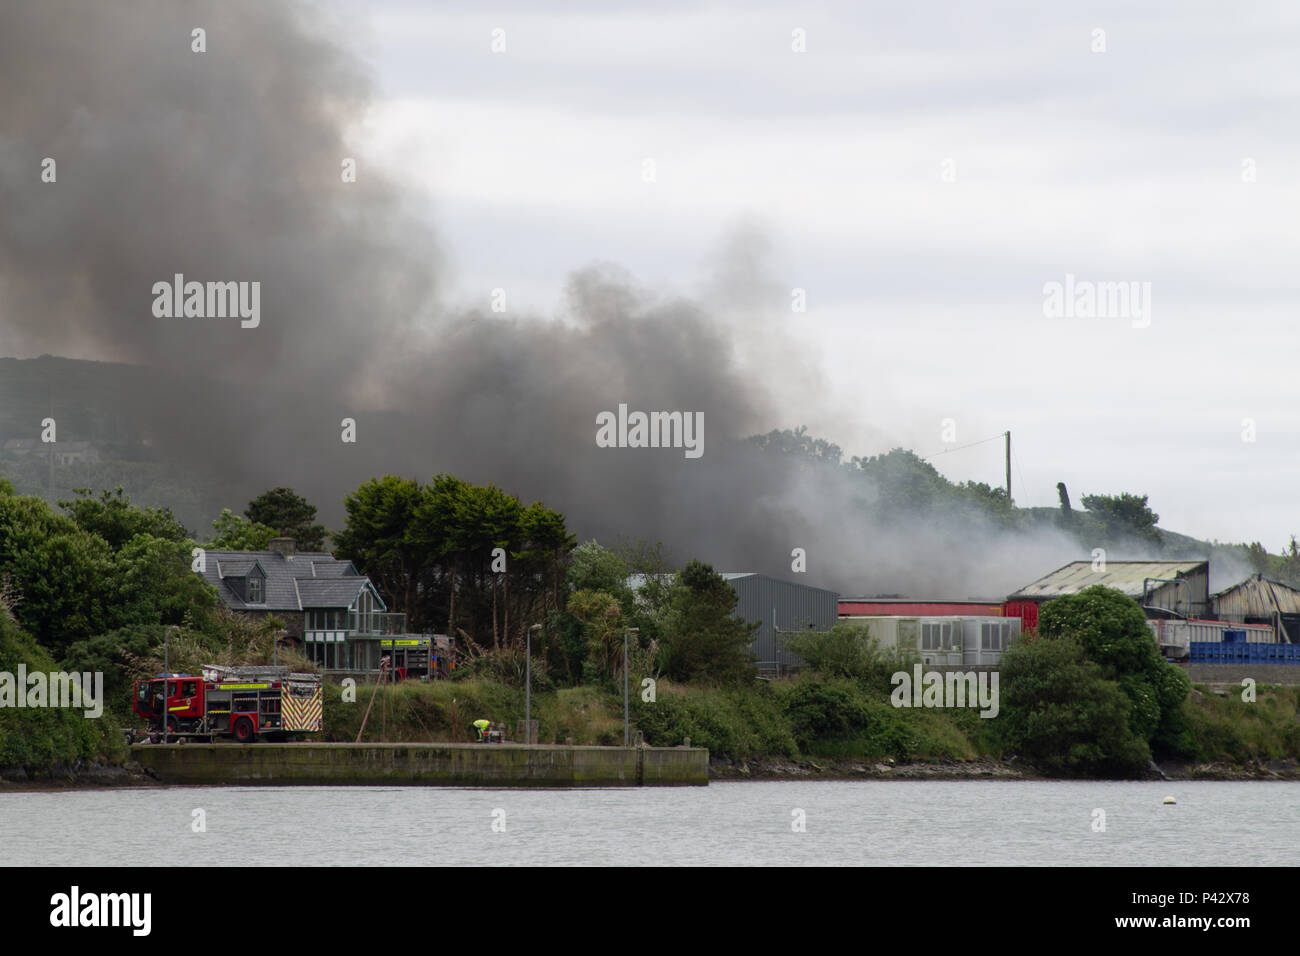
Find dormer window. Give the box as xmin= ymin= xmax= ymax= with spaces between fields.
xmin=248 ymin=576 xmax=263 ymax=603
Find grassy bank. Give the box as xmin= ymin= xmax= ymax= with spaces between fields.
xmin=1182 ymin=684 xmax=1300 ymax=762
xmin=323 ymin=678 xmax=628 ymax=746
xmin=324 ymin=675 xmax=997 ymax=761
xmin=321 ymin=673 xmax=1300 ymax=777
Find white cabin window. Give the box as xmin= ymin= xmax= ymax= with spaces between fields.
xmin=922 ymin=622 xmax=956 ymax=650
xmin=981 ymin=622 xmax=1011 ymax=650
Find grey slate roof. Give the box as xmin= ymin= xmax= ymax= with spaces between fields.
xmin=204 ymin=549 xmax=381 ymax=612
xmin=295 ymin=578 xmax=370 ymax=608
xmin=310 ymin=560 xmax=356 ymax=578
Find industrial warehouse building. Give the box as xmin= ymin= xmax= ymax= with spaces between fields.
xmin=1004 ymin=560 xmax=1210 ymax=629
xmin=719 ymin=573 xmax=840 ymax=677
xmin=1003 ymin=560 xmax=1300 ymax=665
xmin=1209 ymin=574 xmax=1300 ymax=643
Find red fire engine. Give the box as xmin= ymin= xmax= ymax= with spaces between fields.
xmin=132 ymin=666 xmax=322 ymax=743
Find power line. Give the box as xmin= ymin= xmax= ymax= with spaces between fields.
xmin=1012 ymin=445 xmax=1030 ymax=506
xmin=923 ymin=432 xmax=1005 ymax=461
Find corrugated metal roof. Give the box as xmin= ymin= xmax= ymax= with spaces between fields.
xmin=1211 ymin=574 xmax=1300 ymax=617
xmin=1008 ymin=560 xmax=1207 ymax=600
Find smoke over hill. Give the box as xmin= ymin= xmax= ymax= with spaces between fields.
xmin=0 ymin=0 xmax=1108 ymax=596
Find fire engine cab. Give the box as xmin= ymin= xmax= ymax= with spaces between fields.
xmin=133 ymin=665 xmax=322 ymax=743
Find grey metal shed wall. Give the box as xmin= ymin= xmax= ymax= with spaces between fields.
xmin=1147 ymin=567 xmax=1209 ymax=617
xmin=728 ymin=575 xmax=839 ymax=672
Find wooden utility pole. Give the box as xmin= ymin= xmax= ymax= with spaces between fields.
xmin=1005 ymin=431 xmax=1012 ymax=504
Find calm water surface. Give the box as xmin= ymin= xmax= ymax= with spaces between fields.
xmin=2 ymin=781 xmax=1297 ymax=866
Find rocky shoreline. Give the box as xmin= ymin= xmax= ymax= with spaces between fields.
xmin=0 ymin=760 xmax=157 ymax=792
xmin=708 ymin=755 xmax=1300 ymax=782
xmin=2 ymin=755 xmax=1298 ymax=790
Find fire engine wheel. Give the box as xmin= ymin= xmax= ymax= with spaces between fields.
xmin=233 ymin=718 xmax=256 ymax=743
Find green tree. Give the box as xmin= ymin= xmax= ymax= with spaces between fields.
xmin=339 ymin=474 xmax=575 ymax=648
xmin=1038 ymin=585 xmax=1161 ymax=676
xmin=566 ymin=588 xmax=625 ymax=682
xmin=0 ymin=488 xmax=110 ymax=652
xmin=996 ymin=636 xmax=1151 ymax=776
xmin=334 ymin=476 xmax=425 ymax=619
xmin=61 ymin=487 xmax=189 ymax=549
xmin=0 ymin=607 xmax=113 ymax=770
xmin=1056 ymin=481 xmax=1073 ymax=525
xmin=749 ymin=425 xmax=843 ymax=465
xmin=1036 ymin=585 xmax=1190 ymax=759
xmin=205 ymin=508 xmax=276 ymax=550
xmin=245 ymin=487 xmax=327 ymax=550
xmin=785 ymin=620 xmax=914 ymax=691
xmin=454 ymin=482 xmax=526 ymax=648
xmin=657 ymin=560 xmax=756 ymax=684
xmin=614 ymin=539 xmax=676 ymax=650
xmin=101 ymin=534 xmax=218 ymax=632
xmin=521 ymin=502 xmax=576 ymax=615
xmin=567 ymin=541 xmax=630 ymax=596
xmin=0 ymin=483 xmax=220 ymax=661
xmin=785 ymin=621 xmax=877 ymax=679
xmin=410 ymin=474 xmax=473 ymax=638
xmin=1080 ymin=492 xmax=1161 ymax=544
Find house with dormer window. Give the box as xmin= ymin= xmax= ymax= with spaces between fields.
xmin=201 ymin=537 xmax=403 ymax=670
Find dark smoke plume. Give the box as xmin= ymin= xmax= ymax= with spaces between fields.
xmin=0 ymin=0 xmax=1088 ymax=597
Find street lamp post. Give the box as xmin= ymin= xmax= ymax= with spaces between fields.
xmin=527 ymin=623 xmax=542 ymax=745
xmin=624 ymin=627 xmax=638 ymax=747
xmin=163 ymin=625 xmax=173 ymax=745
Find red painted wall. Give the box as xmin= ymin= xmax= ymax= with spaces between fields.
xmin=838 ymin=601 xmax=1004 ymax=617
xmin=1002 ymin=600 xmax=1039 ymax=631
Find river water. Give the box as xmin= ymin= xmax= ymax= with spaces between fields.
xmin=2 ymin=780 xmax=1296 ymax=866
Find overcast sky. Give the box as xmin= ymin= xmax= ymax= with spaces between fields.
xmin=339 ymin=0 xmax=1300 ymax=548
xmin=17 ymin=0 xmax=1299 ymax=550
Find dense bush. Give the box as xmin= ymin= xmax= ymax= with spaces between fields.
xmin=0 ymin=608 xmax=125 ymax=770
xmin=995 ymin=636 xmax=1150 ymax=776
xmin=1032 ymin=585 xmax=1193 ymax=764
xmin=632 ymin=684 xmax=798 ymax=759
xmin=785 ymin=621 xmax=918 ymax=693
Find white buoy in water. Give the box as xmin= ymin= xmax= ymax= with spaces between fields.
xmin=1162 ymin=795 xmax=1177 ymax=805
